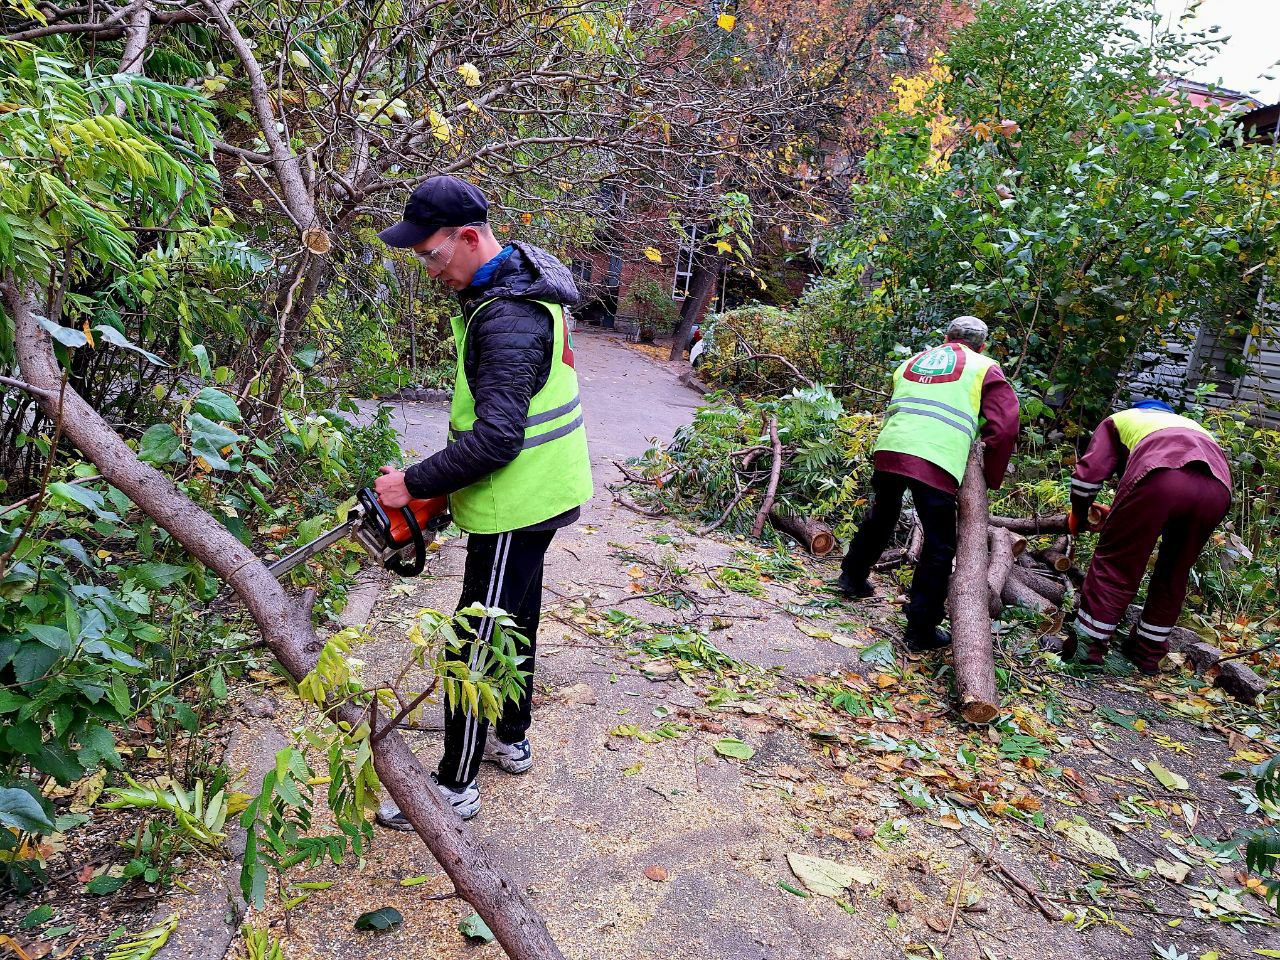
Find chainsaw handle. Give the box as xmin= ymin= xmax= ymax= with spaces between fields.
xmin=384 ymin=505 xmax=426 ymax=577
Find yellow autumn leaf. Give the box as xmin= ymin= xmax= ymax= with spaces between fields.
xmin=717 ymin=12 xmax=736 ymax=30
xmin=643 ymin=246 xmax=663 ymax=264
xmin=427 ymin=108 xmax=451 ymax=142
xmin=714 ymin=240 xmax=732 ymax=254
xmin=457 ymin=62 xmax=481 ymax=87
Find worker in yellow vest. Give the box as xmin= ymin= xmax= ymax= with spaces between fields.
xmin=372 ymin=177 xmax=593 ymax=822
xmin=837 ymin=316 xmax=1019 ymax=651
xmin=1064 ymin=400 xmax=1231 ymax=673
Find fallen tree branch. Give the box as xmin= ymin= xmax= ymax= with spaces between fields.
xmin=750 ymin=416 xmax=782 ymax=539
xmin=0 ymin=373 xmax=56 ymax=399
xmin=907 ymin=517 xmax=924 ymax=564
xmin=697 ymin=480 xmax=758 ymax=536
xmin=8 ymin=280 xmax=567 ymax=960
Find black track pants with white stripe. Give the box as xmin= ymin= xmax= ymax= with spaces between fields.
xmin=438 ymin=528 xmax=555 ymax=788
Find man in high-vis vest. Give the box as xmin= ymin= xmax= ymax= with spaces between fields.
xmin=371 ymin=177 xmax=592 ymax=822
xmin=836 ymin=316 xmax=1019 ymax=651
xmin=1064 ymin=399 xmax=1231 ymax=673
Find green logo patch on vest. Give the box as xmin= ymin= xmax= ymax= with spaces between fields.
xmin=904 ymin=344 xmax=965 ymax=384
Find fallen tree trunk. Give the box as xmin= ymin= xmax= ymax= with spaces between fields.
xmin=950 ymin=444 xmax=998 ymax=724
xmin=8 ymin=282 xmax=566 ymax=960
xmin=1008 ymin=565 xmax=1067 ymax=606
xmin=986 ymin=527 xmax=1017 ymax=618
xmin=769 ymin=510 xmax=835 ymax=557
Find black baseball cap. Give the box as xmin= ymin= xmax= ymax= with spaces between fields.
xmin=377 ymin=176 xmax=488 ymax=248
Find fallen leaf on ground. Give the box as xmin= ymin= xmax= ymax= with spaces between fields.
xmin=354 ymin=907 xmax=403 ymax=932
xmin=795 ymin=621 xmax=833 ymax=639
xmin=458 ymin=912 xmax=494 ymax=943
xmin=557 ymin=682 xmax=597 ymax=705
xmin=1154 ymin=858 xmax=1190 ymax=884
xmin=1053 ymin=819 xmax=1120 ymax=862
xmin=1147 ymin=758 xmax=1190 ymax=791
xmin=70 ymin=770 xmax=106 ymax=813
xmin=714 ymin=738 xmax=755 ymax=760
xmin=644 ymin=865 xmax=669 ymax=882
xmin=786 ymin=852 xmax=874 ymax=898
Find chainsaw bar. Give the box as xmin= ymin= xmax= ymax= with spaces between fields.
xmin=266 ymin=517 xmax=359 ymax=580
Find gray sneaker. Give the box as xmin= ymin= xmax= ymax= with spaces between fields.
xmin=376 ymin=774 xmax=480 ymax=828
xmin=483 ymin=736 xmax=532 ymax=774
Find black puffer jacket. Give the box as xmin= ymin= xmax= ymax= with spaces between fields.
xmin=403 ymin=242 xmax=580 ymax=503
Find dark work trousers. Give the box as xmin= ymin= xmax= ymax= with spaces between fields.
xmin=1075 ymin=465 xmax=1229 ymax=662
xmin=840 ymin=471 xmax=958 ymax=634
xmin=438 ymin=528 xmax=555 ymax=788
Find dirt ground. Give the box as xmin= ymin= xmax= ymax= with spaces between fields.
xmin=208 ymin=330 xmax=1276 ymax=960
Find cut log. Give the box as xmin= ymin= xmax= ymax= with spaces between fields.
xmin=1008 ymin=533 xmax=1028 ymax=557
xmin=986 ymin=527 xmax=1016 ymax=618
xmin=1008 ymin=565 xmax=1066 ymax=605
xmin=950 ymin=444 xmax=998 ymax=724
xmin=769 ymin=510 xmax=835 ymax=557
xmin=1036 ymin=536 xmax=1072 ymax=572
xmin=1000 ymin=574 xmax=1058 ymax=615
xmin=10 ymin=283 xmax=568 ymax=960
xmin=989 ymin=514 xmax=1068 ymax=535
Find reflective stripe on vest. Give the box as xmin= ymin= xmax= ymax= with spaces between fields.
xmin=447 ymin=297 xmax=593 ymax=533
xmin=873 ymin=342 xmax=999 ymax=484
xmin=1110 ymin=408 xmax=1214 ymax=453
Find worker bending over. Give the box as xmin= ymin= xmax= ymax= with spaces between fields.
xmin=1066 ymin=399 xmax=1231 ymax=673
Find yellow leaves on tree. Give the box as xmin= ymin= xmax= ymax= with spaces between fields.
xmin=457 ymin=62 xmax=481 ymax=87
xmin=426 ymin=107 xmax=451 ymax=142
xmin=643 ymin=246 xmax=663 ymax=264
xmin=891 ymin=55 xmax=956 ymax=170
xmin=717 ymin=13 xmax=736 ymax=31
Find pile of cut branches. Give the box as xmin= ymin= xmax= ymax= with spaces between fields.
xmin=614 ymin=387 xmax=879 ymax=555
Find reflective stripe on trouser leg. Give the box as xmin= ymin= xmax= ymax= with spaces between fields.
xmin=456 ymin=531 xmax=511 ymax=784
xmin=1136 ymin=619 xmax=1173 ymax=642
xmin=1074 ymin=607 xmax=1117 ymax=642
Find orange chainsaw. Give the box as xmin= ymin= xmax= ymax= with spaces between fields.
xmin=267 ymin=487 xmax=450 ymax=579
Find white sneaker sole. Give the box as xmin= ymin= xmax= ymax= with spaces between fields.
xmin=377 ymin=791 xmax=480 ymax=827
xmin=484 ymin=753 xmax=532 ymax=774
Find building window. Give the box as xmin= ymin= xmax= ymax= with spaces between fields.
xmin=571 ymin=260 xmax=593 ymax=284
xmin=606 ymin=252 xmax=622 ymax=287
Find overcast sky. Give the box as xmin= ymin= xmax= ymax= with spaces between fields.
xmin=1153 ymin=0 xmax=1279 ymax=103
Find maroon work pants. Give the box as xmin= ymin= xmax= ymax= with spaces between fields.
xmin=1074 ymin=465 xmax=1229 ymax=664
